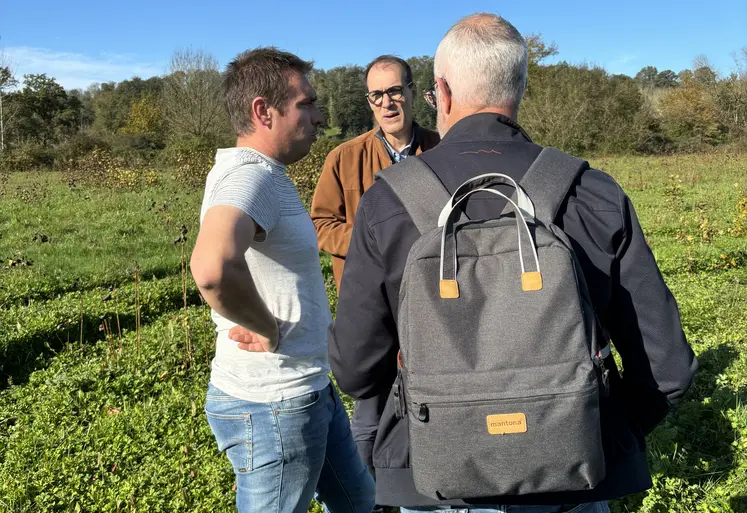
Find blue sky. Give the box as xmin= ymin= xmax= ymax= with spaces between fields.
xmin=1 ymin=0 xmax=745 ymax=90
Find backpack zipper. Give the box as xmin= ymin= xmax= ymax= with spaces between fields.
xmin=410 ymin=382 xmax=598 ymax=423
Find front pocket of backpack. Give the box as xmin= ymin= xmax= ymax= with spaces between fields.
xmin=408 ymin=384 xmax=605 ymax=500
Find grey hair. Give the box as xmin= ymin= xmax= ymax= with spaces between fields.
xmin=434 ymin=13 xmax=528 ymax=109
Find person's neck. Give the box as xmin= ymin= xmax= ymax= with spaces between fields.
xmin=235 ymin=134 xmax=285 ymax=165
xmin=383 ymin=123 xmax=414 ymax=153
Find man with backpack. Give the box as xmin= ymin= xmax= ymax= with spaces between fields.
xmin=329 ymin=12 xmax=698 ymax=513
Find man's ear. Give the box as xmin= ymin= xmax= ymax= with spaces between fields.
xmin=436 ymin=77 xmax=452 ymax=115
xmin=251 ymin=97 xmax=272 ymax=129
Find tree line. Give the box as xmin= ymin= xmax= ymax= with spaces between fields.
xmin=1 ymin=39 xmax=746 ymax=172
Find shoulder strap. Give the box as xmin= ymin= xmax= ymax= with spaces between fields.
xmin=376 ymin=156 xmax=453 ymax=235
xmin=514 ymin=147 xmax=589 ymax=226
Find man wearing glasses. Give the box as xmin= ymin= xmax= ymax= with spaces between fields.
xmin=311 ymin=55 xmax=440 ymax=292
xmin=310 ymin=55 xmax=439 ymax=510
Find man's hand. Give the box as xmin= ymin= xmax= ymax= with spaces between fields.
xmin=229 ymin=325 xmax=276 ymax=352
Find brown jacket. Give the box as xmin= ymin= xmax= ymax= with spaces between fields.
xmin=311 ymin=124 xmax=440 ymax=290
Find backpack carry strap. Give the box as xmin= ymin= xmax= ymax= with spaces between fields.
xmin=376 ymin=156 xmax=458 ymax=235
xmin=512 ymin=148 xmax=613 ymax=375
xmin=505 ymin=147 xmax=589 ymax=226
xmin=377 ymin=156 xmax=455 ymax=370
xmin=437 ymin=173 xmax=535 ymax=227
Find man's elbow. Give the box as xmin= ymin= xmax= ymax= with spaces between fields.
xmin=334 ymin=374 xmax=372 ymax=400
xmin=332 ymin=358 xmax=387 ymax=399
xmin=329 ymin=343 xmax=371 ymax=399
xmin=190 ymin=253 xmax=227 ymax=292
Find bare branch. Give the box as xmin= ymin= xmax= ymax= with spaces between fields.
xmin=163 ymin=48 xmax=227 ymax=139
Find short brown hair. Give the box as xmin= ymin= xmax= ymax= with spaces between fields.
xmin=223 ymin=47 xmax=313 ymax=135
xmin=364 ymin=55 xmax=413 ymax=88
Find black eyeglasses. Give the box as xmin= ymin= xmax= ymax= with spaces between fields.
xmin=366 ymin=82 xmax=413 ymax=106
xmin=424 ymin=82 xmax=437 ymax=110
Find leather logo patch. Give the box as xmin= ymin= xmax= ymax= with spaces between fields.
xmin=487 ymin=413 xmax=527 ymax=434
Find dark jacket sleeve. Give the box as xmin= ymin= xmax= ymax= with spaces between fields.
xmin=607 ymin=188 xmax=698 ymax=435
xmin=329 ymin=198 xmax=399 ymax=400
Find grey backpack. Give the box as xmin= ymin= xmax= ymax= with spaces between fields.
xmin=377 ymin=147 xmax=611 ymax=500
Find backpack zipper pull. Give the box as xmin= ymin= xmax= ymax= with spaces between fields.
xmin=417 ymin=403 xmax=429 ymax=422
xmin=393 ymin=370 xmax=407 ymax=419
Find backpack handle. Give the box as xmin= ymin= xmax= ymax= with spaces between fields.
xmin=438 ymin=173 xmax=534 ymax=228
xmin=439 ymin=186 xmax=542 ymax=299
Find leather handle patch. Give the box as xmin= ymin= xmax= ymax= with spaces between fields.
xmin=440 ymin=279 xmax=460 ymax=299
xmin=521 ymin=272 xmax=543 ymax=292
xmin=487 ymin=413 xmax=527 ymax=435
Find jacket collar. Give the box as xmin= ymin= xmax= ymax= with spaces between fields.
xmin=440 ymin=113 xmax=533 ymax=145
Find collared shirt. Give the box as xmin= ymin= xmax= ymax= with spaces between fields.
xmin=378 ymin=130 xmax=416 ymax=163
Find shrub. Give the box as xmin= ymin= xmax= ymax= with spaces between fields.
xmin=63 ymin=147 xmax=123 ymax=187
xmin=659 ymin=82 xmax=726 ymax=150
xmin=729 ymin=184 xmax=747 ymax=237
xmin=54 ymin=132 xmax=111 ymax=169
xmin=110 ymin=136 xmax=159 ymax=168
xmin=160 ymin=138 xmax=219 ymax=188
xmin=61 ymin=148 xmax=159 ymax=191
xmin=287 ymin=138 xmax=341 ymax=209
xmin=1 ymin=143 xmax=56 ymax=171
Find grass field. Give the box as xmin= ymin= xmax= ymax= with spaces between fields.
xmin=0 ymin=152 xmax=745 ymax=512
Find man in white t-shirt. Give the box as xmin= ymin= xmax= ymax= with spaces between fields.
xmin=190 ymin=47 xmax=375 ymax=513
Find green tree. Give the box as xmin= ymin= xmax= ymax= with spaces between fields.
xmin=656 ymin=70 xmax=679 ymax=88
xmin=91 ymin=76 xmax=164 ymax=135
xmin=526 ymin=34 xmax=559 ymax=67
xmin=326 ymin=66 xmax=371 ymax=137
xmin=309 ymin=69 xmax=331 ymax=128
xmin=714 ymin=74 xmax=747 ymax=136
xmin=120 ymin=94 xmax=165 ymax=145
xmin=90 ymin=82 xmax=121 ymax=134
xmin=659 ymin=80 xmax=723 ymax=147
xmin=407 ymin=56 xmax=436 ymax=130
xmin=712 ymin=51 xmax=747 ymax=137
xmin=16 ymin=74 xmax=79 ymax=144
xmin=67 ymin=87 xmax=95 ymax=131
xmin=0 ymin=60 xmax=19 ymax=151
xmin=679 ymin=69 xmax=694 ymax=83
xmin=692 ymin=55 xmax=718 ymax=86
xmin=525 ymin=34 xmax=559 ymax=99
xmin=521 ymin=63 xmax=645 ymax=154
xmin=635 ymin=66 xmax=659 ymax=88
xmin=694 ymin=66 xmax=717 ymax=86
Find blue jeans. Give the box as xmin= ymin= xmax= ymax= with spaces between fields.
xmin=401 ymin=501 xmax=609 ymax=513
xmin=205 ymin=382 xmax=376 ymax=513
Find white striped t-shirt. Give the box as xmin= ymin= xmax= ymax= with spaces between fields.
xmin=199 ymin=147 xmax=331 ymax=402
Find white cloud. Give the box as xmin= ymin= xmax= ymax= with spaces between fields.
xmin=3 ymin=46 xmax=165 ymax=90
xmin=615 ymin=54 xmax=638 ymax=65
xmin=606 ymin=53 xmax=639 ymax=75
